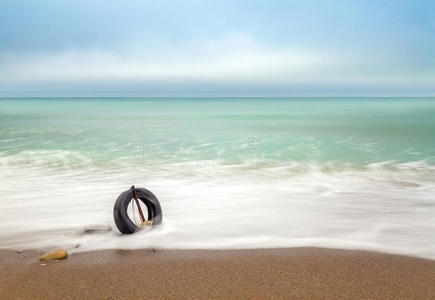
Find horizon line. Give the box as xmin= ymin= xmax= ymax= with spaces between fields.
xmin=1 ymin=96 xmax=435 ymax=99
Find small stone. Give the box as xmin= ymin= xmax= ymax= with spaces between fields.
xmin=40 ymin=263 xmax=47 ymax=266
xmin=83 ymin=225 xmax=112 ymax=234
xmin=40 ymin=249 xmax=68 ymax=261
xmin=17 ymin=250 xmax=23 ymax=253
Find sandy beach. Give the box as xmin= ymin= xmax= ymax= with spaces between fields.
xmin=1 ymin=247 xmax=434 ymax=299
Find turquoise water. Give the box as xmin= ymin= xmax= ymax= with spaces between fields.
xmin=1 ymin=97 xmax=434 ymax=168
xmin=0 ymin=97 xmax=434 ymax=258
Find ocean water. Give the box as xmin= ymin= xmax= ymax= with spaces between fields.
xmin=0 ymin=97 xmax=434 ymax=259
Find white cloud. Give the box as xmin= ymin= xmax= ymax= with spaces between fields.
xmin=1 ymin=42 xmax=329 ymax=83
xmin=0 ymin=34 xmax=434 ymax=95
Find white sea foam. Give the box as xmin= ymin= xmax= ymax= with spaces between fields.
xmin=0 ymin=150 xmax=93 ymax=169
xmin=0 ymin=159 xmax=434 ymax=259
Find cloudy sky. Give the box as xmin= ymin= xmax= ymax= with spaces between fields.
xmin=0 ymin=0 xmax=434 ymax=96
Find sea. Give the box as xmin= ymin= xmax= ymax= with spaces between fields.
xmin=0 ymin=97 xmax=434 ymax=259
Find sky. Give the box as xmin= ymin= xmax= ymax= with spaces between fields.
xmin=0 ymin=0 xmax=434 ymax=96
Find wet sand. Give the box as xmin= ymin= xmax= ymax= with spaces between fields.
xmin=1 ymin=248 xmax=435 ymax=299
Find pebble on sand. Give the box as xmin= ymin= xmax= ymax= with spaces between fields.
xmin=40 ymin=249 xmax=68 ymax=261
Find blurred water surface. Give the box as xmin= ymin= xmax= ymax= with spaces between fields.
xmin=0 ymin=97 xmax=434 ymax=259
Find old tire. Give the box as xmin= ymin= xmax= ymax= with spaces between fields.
xmin=113 ymin=187 xmax=162 ymax=234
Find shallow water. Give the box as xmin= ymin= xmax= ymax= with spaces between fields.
xmin=0 ymin=97 xmax=434 ymax=259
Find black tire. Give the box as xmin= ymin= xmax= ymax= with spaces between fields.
xmin=113 ymin=187 xmax=162 ymax=234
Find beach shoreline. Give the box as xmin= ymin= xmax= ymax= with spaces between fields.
xmin=1 ymin=247 xmax=434 ymax=299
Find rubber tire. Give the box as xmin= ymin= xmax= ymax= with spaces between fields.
xmin=113 ymin=187 xmax=162 ymax=234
